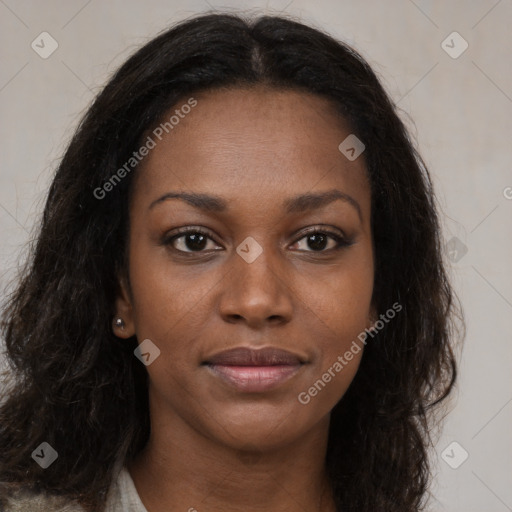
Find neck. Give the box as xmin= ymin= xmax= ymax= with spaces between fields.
xmin=128 ymin=412 xmax=336 ymax=512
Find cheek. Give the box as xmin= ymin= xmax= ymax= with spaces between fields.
xmin=295 ymin=288 xmax=369 ymax=416
xmin=300 ymin=253 xmax=374 ymax=341
xmin=296 ymin=255 xmax=373 ymax=396
xmin=128 ymin=241 xmax=217 ymax=341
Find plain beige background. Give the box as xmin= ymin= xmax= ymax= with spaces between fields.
xmin=1 ymin=1 xmax=511 ymax=511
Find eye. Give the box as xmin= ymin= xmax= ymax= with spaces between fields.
xmin=163 ymin=226 xmax=352 ymax=255
xmin=164 ymin=227 xmax=222 ymax=253
xmin=291 ymin=227 xmax=351 ymax=252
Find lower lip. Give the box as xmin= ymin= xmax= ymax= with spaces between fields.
xmin=206 ymin=364 xmax=302 ymax=392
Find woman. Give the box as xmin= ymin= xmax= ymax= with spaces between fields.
xmin=0 ymin=12 xmax=462 ymax=512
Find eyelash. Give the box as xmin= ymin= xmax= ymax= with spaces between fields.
xmin=162 ymin=226 xmax=352 ymax=255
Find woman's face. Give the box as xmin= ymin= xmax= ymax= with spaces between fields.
xmin=116 ymin=86 xmax=375 ymax=451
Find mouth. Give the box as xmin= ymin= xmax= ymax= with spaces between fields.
xmin=202 ymin=346 xmax=306 ymax=393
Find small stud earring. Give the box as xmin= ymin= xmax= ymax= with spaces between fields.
xmin=114 ymin=317 xmax=125 ymax=329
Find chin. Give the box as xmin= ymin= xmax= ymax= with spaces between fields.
xmin=209 ymin=404 xmax=317 ymax=452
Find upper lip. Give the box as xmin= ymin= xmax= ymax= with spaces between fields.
xmin=203 ymin=347 xmax=305 ymax=366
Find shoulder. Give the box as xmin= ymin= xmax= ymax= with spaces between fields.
xmin=0 ymin=463 xmax=140 ymax=512
xmin=104 ymin=465 xmax=148 ymax=512
xmin=1 ymin=488 xmax=85 ymax=512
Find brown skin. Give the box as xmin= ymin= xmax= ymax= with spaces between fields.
xmin=113 ymin=86 xmax=375 ymax=512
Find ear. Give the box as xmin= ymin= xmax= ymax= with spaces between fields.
xmin=112 ymin=274 xmax=136 ymax=339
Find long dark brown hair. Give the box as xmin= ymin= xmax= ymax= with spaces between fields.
xmin=0 ymin=12 xmax=463 ymax=511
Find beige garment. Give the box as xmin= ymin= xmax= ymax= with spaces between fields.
xmin=1 ymin=466 xmax=148 ymax=512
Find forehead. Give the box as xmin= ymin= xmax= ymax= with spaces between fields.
xmin=132 ymin=86 xmax=370 ymax=217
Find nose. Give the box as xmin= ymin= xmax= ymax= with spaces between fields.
xmin=218 ymin=244 xmax=294 ymax=328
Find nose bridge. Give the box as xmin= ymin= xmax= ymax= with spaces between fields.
xmin=237 ymin=242 xmax=279 ymax=288
xmin=219 ymin=237 xmax=293 ymax=324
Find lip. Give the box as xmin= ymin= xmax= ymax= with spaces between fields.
xmin=203 ymin=347 xmax=306 ymax=392
xmin=204 ymin=347 xmax=305 ymax=366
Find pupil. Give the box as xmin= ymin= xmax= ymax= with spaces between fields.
xmin=183 ymin=233 xmax=328 ymax=251
xmin=186 ymin=233 xmax=207 ymax=251
xmin=308 ymin=233 xmax=327 ymax=251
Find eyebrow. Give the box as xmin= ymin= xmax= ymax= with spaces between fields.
xmin=149 ymin=189 xmax=362 ymax=221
